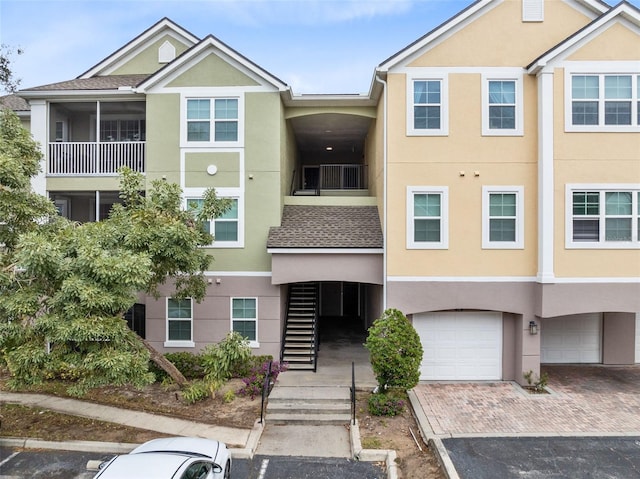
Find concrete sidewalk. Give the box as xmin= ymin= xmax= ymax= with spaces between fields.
xmin=0 ymin=391 xmax=256 ymax=453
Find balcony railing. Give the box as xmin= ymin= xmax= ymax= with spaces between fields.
xmin=319 ymin=164 xmax=367 ymax=190
xmin=48 ymin=141 xmax=146 ymax=175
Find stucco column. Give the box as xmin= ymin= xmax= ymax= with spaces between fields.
xmin=28 ymin=99 xmax=48 ymax=196
xmin=512 ymin=314 xmax=541 ymax=385
xmin=602 ymin=312 xmax=636 ymax=365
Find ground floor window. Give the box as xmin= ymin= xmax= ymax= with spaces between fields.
xmin=165 ymin=298 xmax=194 ymax=347
xmin=231 ymin=297 xmax=257 ymax=346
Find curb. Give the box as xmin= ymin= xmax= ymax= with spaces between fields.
xmin=407 ymin=389 xmax=460 ymax=479
xmin=0 ymin=437 xmax=137 ymax=454
xmin=350 ymin=418 xmax=398 ymax=479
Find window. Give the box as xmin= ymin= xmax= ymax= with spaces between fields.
xmin=482 ymin=73 xmax=523 ymax=135
xmin=569 ymin=73 xmax=640 ymax=130
xmin=231 ymin=298 xmax=257 ymax=346
xmin=567 ymin=185 xmax=640 ymax=248
xmin=187 ymin=198 xmax=239 ymax=245
xmin=100 ymin=119 xmax=145 ymax=141
xmin=482 ymin=186 xmax=524 ymax=249
xmin=488 ymin=81 xmax=516 ymax=129
xmin=407 ymin=75 xmax=448 ymax=136
xmin=407 ymin=186 xmax=448 ymax=249
xmin=186 ymin=98 xmax=238 ymax=143
xmin=166 ymin=298 xmax=193 ymax=347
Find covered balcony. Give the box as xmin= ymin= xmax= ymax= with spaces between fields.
xmin=287 ymin=112 xmax=373 ymax=197
xmin=48 ymin=101 xmax=146 ymax=176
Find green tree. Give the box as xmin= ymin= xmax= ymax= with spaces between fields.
xmin=0 ymin=109 xmax=232 ymax=394
xmin=365 ymin=308 xmax=423 ymax=392
xmin=0 ymin=45 xmax=23 ymax=93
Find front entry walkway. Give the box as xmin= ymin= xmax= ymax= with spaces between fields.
xmin=413 ymin=365 xmax=640 ymax=437
xmin=276 ymin=337 xmax=376 ymax=389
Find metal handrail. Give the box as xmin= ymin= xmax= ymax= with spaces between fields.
xmin=350 ymin=361 xmax=356 ymax=425
xmin=312 ymin=282 xmax=319 ymax=372
xmin=259 ymin=360 xmax=273 ymax=424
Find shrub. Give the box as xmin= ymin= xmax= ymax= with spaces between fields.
xmin=222 ymin=389 xmax=235 ymax=403
xmin=201 ymin=332 xmax=252 ymax=383
xmin=237 ymin=360 xmax=288 ymax=400
xmin=231 ymin=355 xmax=273 ymax=378
xmin=365 ymin=308 xmax=423 ymax=392
xmin=181 ymin=380 xmax=211 ymax=404
xmin=368 ymin=391 xmax=406 ymax=417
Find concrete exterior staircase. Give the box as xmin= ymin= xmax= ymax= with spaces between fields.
xmin=266 ymin=386 xmax=352 ymax=425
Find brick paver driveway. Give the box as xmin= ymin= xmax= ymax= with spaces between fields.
xmin=413 ymin=365 xmax=640 ymax=436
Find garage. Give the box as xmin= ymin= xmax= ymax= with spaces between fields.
xmin=413 ymin=311 xmax=502 ymax=381
xmin=541 ymin=313 xmax=602 ymax=363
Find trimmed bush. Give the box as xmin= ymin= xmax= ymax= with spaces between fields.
xmin=201 ymin=332 xmax=251 ymax=383
xmin=365 ymin=308 xmax=423 ymax=392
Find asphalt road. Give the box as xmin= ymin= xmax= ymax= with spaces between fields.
xmin=443 ymin=436 xmax=640 ymax=479
xmin=0 ymin=447 xmax=385 ymax=479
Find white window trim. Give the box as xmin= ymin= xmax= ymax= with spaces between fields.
xmin=406 ymin=186 xmax=449 ymax=249
xmin=406 ymin=75 xmax=449 ymax=136
xmin=565 ymin=183 xmax=640 ymax=249
xmin=230 ymin=297 xmax=259 ymax=348
xmin=564 ymin=63 xmax=640 ymax=133
xmin=181 ymin=92 xmax=244 ymax=148
xmin=482 ymin=186 xmax=525 ymax=249
xmin=482 ymin=71 xmax=524 ymax=136
xmin=184 ymin=189 xmax=244 ymax=248
xmin=164 ymin=297 xmax=195 ymax=348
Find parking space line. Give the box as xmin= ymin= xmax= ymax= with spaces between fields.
xmin=257 ymin=458 xmax=269 ymax=479
xmin=0 ymin=451 xmax=20 ymax=468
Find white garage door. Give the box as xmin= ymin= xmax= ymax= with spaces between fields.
xmin=541 ymin=313 xmax=601 ymax=363
xmin=414 ymin=312 xmax=502 ymax=381
xmin=636 ymin=313 xmax=640 ymax=364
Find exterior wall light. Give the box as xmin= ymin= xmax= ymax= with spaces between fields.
xmin=529 ymin=320 xmax=539 ymax=335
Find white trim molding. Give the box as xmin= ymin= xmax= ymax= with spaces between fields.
xmin=482 ymin=185 xmax=525 ymax=249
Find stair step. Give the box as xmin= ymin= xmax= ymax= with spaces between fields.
xmin=267 ymin=401 xmax=350 ymax=412
xmin=267 ymin=413 xmax=351 ymax=425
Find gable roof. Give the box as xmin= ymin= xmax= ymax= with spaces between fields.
xmin=267 ymin=205 xmax=383 ymax=249
xmin=377 ymin=0 xmax=610 ymax=73
xmin=527 ymin=1 xmax=640 ymax=73
xmin=137 ymin=34 xmax=288 ymax=92
xmin=79 ymin=18 xmax=199 ymax=79
xmin=0 ymin=94 xmax=30 ymax=111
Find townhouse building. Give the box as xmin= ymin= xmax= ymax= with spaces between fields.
xmin=4 ymin=0 xmax=639 ymax=384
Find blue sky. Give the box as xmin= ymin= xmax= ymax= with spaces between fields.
xmin=1 ymin=0 xmax=638 ymax=95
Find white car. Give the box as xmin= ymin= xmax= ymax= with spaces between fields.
xmin=93 ymin=437 xmax=231 ymax=479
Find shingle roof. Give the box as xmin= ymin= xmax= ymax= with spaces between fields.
xmin=21 ymin=74 xmax=150 ymax=92
xmin=0 ymin=94 xmax=29 ymax=111
xmin=267 ymin=205 xmax=383 ymax=249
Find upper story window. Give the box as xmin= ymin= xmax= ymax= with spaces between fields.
xmin=567 ymin=70 xmax=640 ymax=132
xmin=566 ymin=185 xmax=640 ymax=249
xmin=186 ymin=98 xmax=239 ymax=143
xmin=482 ymin=186 xmax=524 ymax=249
xmin=406 ymin=186 xmax=449 ymax=249
xmin=407 ymin=75 xmax=448 ymax=136
xmin=482 ymin=72 xmax=524 ymax=136
xmin=186 ymin=197 xmax=241 ymax=247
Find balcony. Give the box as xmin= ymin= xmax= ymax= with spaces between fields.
xmin=49 ymin=141 xmax=145 ymax=176
xmin=47 ymin=100 xmax=146 ymax=176
xmin=293 ymin=164 xmax=368 ymax=196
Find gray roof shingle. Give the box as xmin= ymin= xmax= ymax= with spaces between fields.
xmin=20 ymin=74 xmax=150 ymax=92
xmin=267 ymin=205 xmax=383 ymax=249
xmin=0 ymin=94 xmax=30 ymax=111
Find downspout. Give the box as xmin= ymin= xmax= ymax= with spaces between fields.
xmin=375 ymin=73 xmax=388 ymax=311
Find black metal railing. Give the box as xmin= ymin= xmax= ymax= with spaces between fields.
xmin=350 ymin=361 xmax=356 ymax=425
xmin=312 ymin=283 xmax=320 ymax=372
xmin=259 ymin=360 xmax=273 ymax=424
